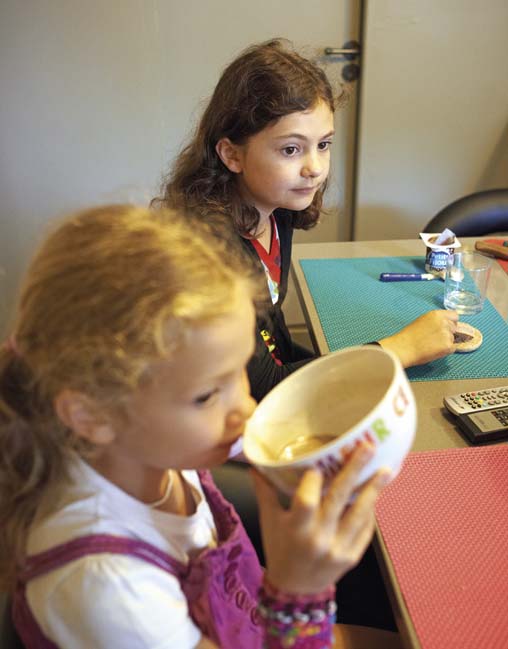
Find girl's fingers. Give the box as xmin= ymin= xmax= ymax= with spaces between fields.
xmin=251 ymin=466 xmax=323 ymax=529
xmin=289 ymin=468 xmax=323 ymax=529
xmin=337 ymin=469 xmax=391 ymax=542
xmin=320 ymin=443 xmax=376 ymax=528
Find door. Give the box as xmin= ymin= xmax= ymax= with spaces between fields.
xmin=0 ymin=0 xmax=362 ymax=332
xmin=354 ymin=0 xmax=508 ymax=240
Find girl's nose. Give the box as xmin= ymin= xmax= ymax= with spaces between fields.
xmin=228 ymin=372 xmax=256 ymax=427
xmin=226 ymin=394 xmax=256 ymax=432
xmin=238 ymin=373 xmax=256 ymax=419
xmin=301 ymin=152 xmax=324 ymax=178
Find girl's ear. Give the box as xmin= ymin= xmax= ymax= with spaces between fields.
xmin=54 ymin=389 xmax=116 ymax=446
xmin=215 ymin=138 xmax=243 ymax=173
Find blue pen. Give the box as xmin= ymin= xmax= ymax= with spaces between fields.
xmin=379 ymin=272 xmax=440 ymax=282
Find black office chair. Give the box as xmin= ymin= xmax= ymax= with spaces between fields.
xmin=423 ymin=188 xmax=508 ymax=236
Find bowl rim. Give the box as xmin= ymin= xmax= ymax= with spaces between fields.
xmin=243 ymin=345 xmax=403 ymax=468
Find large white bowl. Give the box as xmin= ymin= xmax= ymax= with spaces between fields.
xmin=243 ymin=345 xmax=416 ymax=496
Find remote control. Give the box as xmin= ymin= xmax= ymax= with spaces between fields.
xmin=456 ymin=407 xmax=508 ymax=444
xmin=443 ymin=385 xmax=508 ymax=416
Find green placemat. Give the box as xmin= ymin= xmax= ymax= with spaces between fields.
xmin=300 ymin=256 xmax=508 ymax=381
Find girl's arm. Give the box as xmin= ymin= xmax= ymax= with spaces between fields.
xmin=251 ymin=443 xmax=392 ymax=648
xmin=378 ymin=309 xmax=458 ymax=367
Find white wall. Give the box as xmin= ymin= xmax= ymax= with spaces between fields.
xmin=0 ymin=0 xmax=358 ymax=334
xmin=0 ymin=1 xmax=167 ymax=332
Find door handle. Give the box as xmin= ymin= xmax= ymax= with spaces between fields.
xmin=324 ymin=41 xmax=361 ymax=61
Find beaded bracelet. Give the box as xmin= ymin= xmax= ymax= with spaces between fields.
xmin=258 ymin=578 xmax=337 ymax=649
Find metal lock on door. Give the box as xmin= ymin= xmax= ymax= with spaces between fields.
xmin=324 ymin=40 xmax=361 ymax=82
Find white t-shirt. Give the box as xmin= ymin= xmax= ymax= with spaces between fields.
xmin=26 ymin=459 xmax=218 ymax=648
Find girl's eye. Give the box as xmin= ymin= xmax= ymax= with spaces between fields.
xmin=318 ymin=140 xmax=332 ymax=151
xmin=193 ymin=389 xmax=219 ymax=405
xmin=282 ymin=146 xmax=299 ymax=156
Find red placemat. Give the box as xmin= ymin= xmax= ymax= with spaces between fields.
xmin=484 ymin=238 xmax=508 ymax=272
xmin=376 ymin=446 xmax=508 ymax=649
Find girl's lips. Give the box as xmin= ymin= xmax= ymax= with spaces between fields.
xmin=292 ymin=187 xmax=317 ymax=194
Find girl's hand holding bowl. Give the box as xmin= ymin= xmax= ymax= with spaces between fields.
xmin=251 ymin=442 xmax=392 ymax=594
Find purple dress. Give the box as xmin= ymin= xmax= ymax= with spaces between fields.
xmin=13 ymin=470 xmax=264 ymax=648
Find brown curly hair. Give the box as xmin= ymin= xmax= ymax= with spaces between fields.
xmin=153 ymin=39 xmax=336 ymax=236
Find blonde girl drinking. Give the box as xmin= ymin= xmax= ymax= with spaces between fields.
xmin=0 ymin=205 xmax=397 ymax=648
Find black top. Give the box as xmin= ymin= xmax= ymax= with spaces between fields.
xmin=240 ymin=209 xmax=315 ymax=402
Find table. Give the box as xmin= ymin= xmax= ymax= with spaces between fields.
xmin=291 ymin=237 xmax=508 ymax=648
xmin=292 ymin=237 xmax=508 ymax=453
